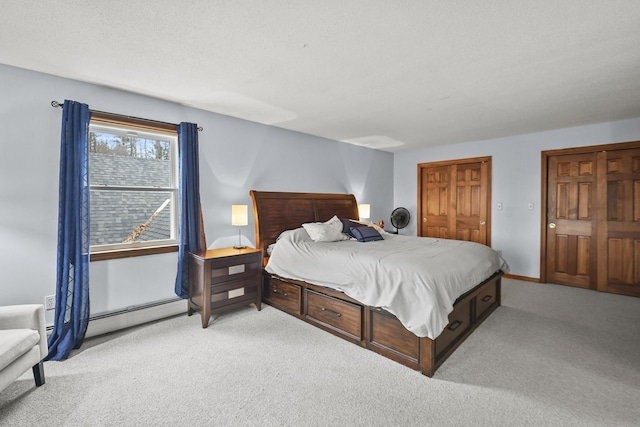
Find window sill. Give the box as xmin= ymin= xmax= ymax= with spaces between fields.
xmin=90 ymin=245 xmax=178 ymax=262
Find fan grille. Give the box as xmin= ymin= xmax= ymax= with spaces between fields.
xmin=390 ymin=207 xmax=410 ymax=230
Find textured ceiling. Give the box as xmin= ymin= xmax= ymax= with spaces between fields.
xmin=2 ymin=1 xmax=640 ymax=152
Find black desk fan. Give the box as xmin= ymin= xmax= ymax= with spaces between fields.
xmin=390 ymin=207 xmax=410 ymax=234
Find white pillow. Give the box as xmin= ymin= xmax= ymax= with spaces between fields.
xmin=276 ymin=227 xmax=312 ymax=243
xmin=302 ymin=215 xmax=349 ymax=242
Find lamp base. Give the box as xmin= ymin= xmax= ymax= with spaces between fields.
xmin=234 ymin=227 xmax=246 ymax=250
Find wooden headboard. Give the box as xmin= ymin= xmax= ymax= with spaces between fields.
xmin=250 ymin=190 xmax=359 ymax=260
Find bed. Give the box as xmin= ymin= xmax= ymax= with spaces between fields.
xmin=250 ymin=190 xmax=507 ymax=377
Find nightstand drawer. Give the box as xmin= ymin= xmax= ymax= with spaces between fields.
xmin=211 ymin=280 xmax=258 ymax=309
xmin=210 ymin=253 xmax=261 ymax=285
xmin=306 ymin=290 xmax=362 ymax=340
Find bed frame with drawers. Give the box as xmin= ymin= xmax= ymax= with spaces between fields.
xmin=250 ymin=190 xmax=503 ymax=377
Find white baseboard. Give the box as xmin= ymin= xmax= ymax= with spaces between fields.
xmin=84 ymin=299 xmax=187 ymax=339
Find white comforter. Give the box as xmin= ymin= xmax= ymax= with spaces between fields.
xmin=265 ymin=228 xmax=509 ymax=339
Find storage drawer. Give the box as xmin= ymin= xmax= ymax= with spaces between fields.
xmin=368 ymin=308 xmax=419 ymax=362
xmin=434 ymin=298 xmax=471 ymax=358
xmin=475 ymin=281 xmax=498 ymax=321
xmin=264 ymin=277 xmax=302 ymax=315
xmin=210 ymin=253 xmax=261 ymax=285
xmin=306 ymin=290 xmax=362 ymax=340
xmin=211 ymin=280 xmax=258 ymax=309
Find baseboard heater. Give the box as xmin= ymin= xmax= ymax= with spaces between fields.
xmin=46 ymin=298 xmax=187 ymax=339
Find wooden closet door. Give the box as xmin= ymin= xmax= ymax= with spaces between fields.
xmin=418 ymin=157 xmax=490 ymax=245
xmin=420 ymin=165 xmax=451 ymax=239
xmin=546 ymin=153 xmax=597 ymax=289
xmin=597 ymin=148 xmax=640 ymax=296
xmin=454 ymin=162 xmax=489 ymax=244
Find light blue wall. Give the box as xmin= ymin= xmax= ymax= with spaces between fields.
xmin=0 ymin=64 xmax=393 ymax=324
xmin=394 ymin=118 xmax=640 ymax=279
xmin=6 ymin=61 xmax=637 ymax=320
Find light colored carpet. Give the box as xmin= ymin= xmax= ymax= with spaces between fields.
xmin=1 ymin=279 xmax=639 ymax=426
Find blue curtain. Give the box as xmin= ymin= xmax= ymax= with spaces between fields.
xmin=174 ymin=122 xmax=206 ymax=298
xmin=46 ymin=100 xmax=92 ymax=361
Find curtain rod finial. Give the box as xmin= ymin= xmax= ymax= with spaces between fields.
xmin=51 ymin=100 xmax=62 ymax=108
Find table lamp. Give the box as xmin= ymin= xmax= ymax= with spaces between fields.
xmin=358 ymin=204 xmax=370 ymax=221
xmin=231 ymin=204 xmax=248 ymax=249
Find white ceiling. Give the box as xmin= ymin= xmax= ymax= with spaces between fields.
xmin=2 ymin=1 xmax=640 ymax=152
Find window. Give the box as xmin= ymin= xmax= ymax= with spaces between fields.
xmin=88 ymin=114 xmax=178 ymax=260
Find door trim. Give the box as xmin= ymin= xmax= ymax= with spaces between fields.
xmin=417 ymin=156 xmax=492 ymax=245
xmin=540 ymin=140 xmax=640 ymax=284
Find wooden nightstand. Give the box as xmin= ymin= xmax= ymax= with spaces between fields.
xmin=188 ymin=247 xmax=262 ymax=328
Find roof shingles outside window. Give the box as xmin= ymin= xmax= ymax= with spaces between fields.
xmin=89 ymin=153 xmax=172 ymax=247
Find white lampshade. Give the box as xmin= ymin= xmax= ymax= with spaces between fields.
xmin=358 ymin=204 xmax=370 ymax=220
xmin=231 ymin=205 xmax=248 ymax=226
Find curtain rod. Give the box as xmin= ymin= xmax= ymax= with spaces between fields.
xmin=51 ymin=100 xmax=203 ymax=132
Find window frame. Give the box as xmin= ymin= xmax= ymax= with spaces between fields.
xmin=88 ymin=112 xmax=179 ymax=261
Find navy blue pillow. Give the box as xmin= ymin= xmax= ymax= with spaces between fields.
xmin=340 ymin=218 xmax=361 ymax=237
xmin=350 ymin=226 xmax=383 ymax=242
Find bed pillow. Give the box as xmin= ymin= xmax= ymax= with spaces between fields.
xmin=341 ymin=218 xmax=388 ymax=237
xmin=350 ymin=226 xmax=384 ymax=242
xmin=276 ymin=227 xmax=313 ymax=243
xmin=340 ymin=218 xmax=362 ymax=237
xmin=302 ymin=216 xmax=349 ymax=242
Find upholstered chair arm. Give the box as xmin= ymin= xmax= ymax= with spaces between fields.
xmin=0 ymin=304 xmax=48 ymax=359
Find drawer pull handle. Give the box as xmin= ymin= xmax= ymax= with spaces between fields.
xmin=481 ymin=295 xmax=492 ymax=302
xmin=272 ymin=288 xmax=287 ymax=297
xmin=228 ymin=264 xmax=245 ymax=275
xmin=228 ymin=287 xmax=245 ymax=299
xmin=447 ymin=320 xmax=463 ymax=331
xmin=321 ymin=307 xmax=342 ymax=318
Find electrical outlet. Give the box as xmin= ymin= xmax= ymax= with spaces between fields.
xmin=45 ymin=295 xmax=55 ymax=310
